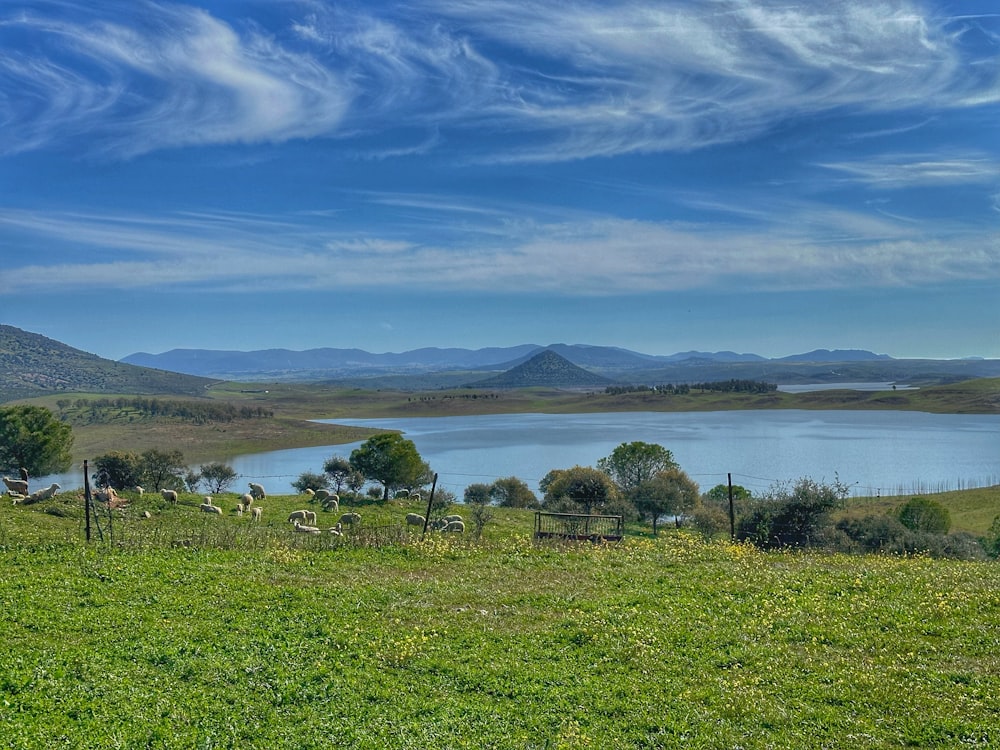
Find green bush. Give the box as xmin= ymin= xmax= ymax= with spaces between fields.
xmin=897 ymin=496 xmax=951 ymax=534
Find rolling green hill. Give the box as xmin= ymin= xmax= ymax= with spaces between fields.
xmin=0 ymin=325 xmax=218 ymax=403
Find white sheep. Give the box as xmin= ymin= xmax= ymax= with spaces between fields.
xmin=24 ymin=483 xmax=60 ymax=504
xmin=160 ymin=488 xmax=178 ymax=504
xmin=248 ymin=482 xmax=266 ymax=502
xmin=94 ymin=487 xmax=119 ymax=503
xmin=443 ymin=514 xmax=464 ymax=524
xmin=322 ymin=497 xmax=339 ymax=514
xmin=328 ymin=522 xmax=343 ymax=536
xmin=142 ymin=510 xmax=152 ymax=519
xmin=339 ymin=511 xmax=362 ymax=526
xmin=288 ymin=509 xmax=317 ymax=525
xmin=313 ymin=489 xmax=330 ymax=503
xmin=443 ymin=520 xmax=466 ymax=533
xmin=200 ymin=499 xmax=222 ymax=514
xmin=135 ymin=485 xmax=145 ymax=496
xmin=405 ymin=513 xmax=426 ymax=527
xmin=235 ymin=503 xmax=245 ymax=516
xmin=293 ymin=521 xmax=321 ymax=534
xmin=251 ymin=506 xmax=263 ymax=522
xmin=240 ymin=493 xmax=254 ymax=508
xmin=3 ymin=477 xmax=28 ymax=495
xmin=304 ymin=488 xmax=315 ymax=497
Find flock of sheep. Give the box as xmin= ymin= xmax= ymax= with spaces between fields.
xmin=5 ymin=476 xmax=466 ymax=535
xmin=3 ymin=475 xmax=61 ymax=505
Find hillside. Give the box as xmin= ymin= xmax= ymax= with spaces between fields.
xmin=466 ymin=349 xmax=615 ymax=388
xmin=0 ymin=325 xmax=218 ymax=403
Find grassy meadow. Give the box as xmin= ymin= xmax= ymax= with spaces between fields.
xmin=2 ymin=490 xmax=999 ymax=749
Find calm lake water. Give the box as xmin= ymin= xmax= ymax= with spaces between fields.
xmin=41 ymin=410 xmax=999 ymax=499
xmin=234 ymin=410 xmax=998 ymax=499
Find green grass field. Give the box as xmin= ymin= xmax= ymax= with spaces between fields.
xmin=2 ymin=490 xmax=998 ymax=749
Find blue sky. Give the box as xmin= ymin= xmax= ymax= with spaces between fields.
xmin=1 ymin=0 xmax=998 ymax=361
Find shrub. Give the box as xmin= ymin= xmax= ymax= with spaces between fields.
xmin=897 ymin=496 xmax=951 ymax=534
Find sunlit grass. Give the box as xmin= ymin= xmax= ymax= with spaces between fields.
xmin=1 ymin=495 xmax=998 ymax=749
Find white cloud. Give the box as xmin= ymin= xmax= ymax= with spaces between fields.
xmin=1 ymin=1 xmax=995 ymax=160
xmin=818 ymin=153 xmax=1000 ymax=188
xmin=2 ymin=201 xmax=997 ymax=296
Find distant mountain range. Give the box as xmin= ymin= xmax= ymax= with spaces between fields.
xmin=121 ymin=343 xmax=895 ymax=380
xmin=3 ymin=325 xmax=999 ymax=404
xmin=119 ymin=341 xmax=1000 ymax=389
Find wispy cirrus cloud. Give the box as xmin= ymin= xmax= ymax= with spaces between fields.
xmin=0 ymin=3 xmax=349 ymax=156
xmin=2 ymin=197 xmax=997 ymax=296
xmin=818 ymin=152 xmax=1000 ymax=188
xmin=1 ymin=1 xmax=996 ymax=161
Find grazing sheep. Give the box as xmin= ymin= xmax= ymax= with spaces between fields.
xmin=3 ymin=477 xmax=29 ymax=495
xmin=248 ymin=482 xmax=266 ymax=502
xmin=142 ymin=510 xmax=152 ymax=519
xmin=304 ymin=488 xmax=315 ymax=497
xmin=328 ymin=523 xmax=343 ymax=536
xmin=443 ymin=520 xmax=466 ymax=533
xmin=235 ymin=503 xmax=245 ymax=516
xmin=160 ymin=488 xmax=178 ymax=504
xmin=240 ymin=492 xmax=254 ymax=508
xmin=251 ymin=506 xmax=263 ymax=522
xmin=443 ymin=514 xmax=464 ymax=524
xmin=135 ymin=485 xmax=145 ymax=496
xmin=293 ymin=521 xmax=321 ymax=534
xmin=200 ymin=499 xmax=222 ymax=514
xmin=24 ymin=483 xmax=60 ymax=504
xmin=288 ymin=509 xmax=317 ymax=525
xmin=94 ymin=487 xmax=119 ymax=503
xmin=410 ymin=492 xmax=421 ymax=502
xmin=313 ymin=489 xmax=330 ymax=503
xmin=405 ymin=513 xmax=426 ymax=527
xmin=339 ymin=511 xmax=362 ymax=527
xmin=322 ymin=497 xmax=339 ymax=513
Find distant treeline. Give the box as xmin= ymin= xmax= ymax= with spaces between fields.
xmin=57 ymin=397 xmax=273 ymax=424
xmin=605 ymin=379 xmax=778 ymax=396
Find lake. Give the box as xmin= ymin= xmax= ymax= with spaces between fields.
xmin=226 ymin=410 xmax=999 ymax=500
xmin=38 ymin=410 xmax=999 ymax=499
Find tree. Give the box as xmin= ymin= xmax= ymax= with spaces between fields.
xmin=897 ymin=497 xmax=951 ymax=535
xmin=293 ymin=471 xmax=329 ymax=495
xmin=463 ymin=483 xmax=492 ymax=505
xmin=323 ymin=456 xmax=361 ymax=494
xmin=139 ymin=448 xmax=186 ymax=491
xmin=705 ymin=483 xmax=752 ymax=504
xmin=632 ymin=468 xmax=700 ymax=535
xmin=92 ymin=451 xmax=142 ymax=490
xmin=541 ymin=466 xmax=619 ymax=515
xmin=349 ymin=433 xmax=431 ymax=501
xmin=490 ymin=476 xmax=540 ymax=508
xmin=199 ymin=462 xmax=238 ymax=493
xmin=0 ymin=405 xmax=73 ymax=477
xmin=597 ymin=441 xmax=677 ymax=495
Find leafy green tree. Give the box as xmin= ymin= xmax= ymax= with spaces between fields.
xmin=293 ymin=471 xmax=330 ymax=495
xmin=541 ymin=466 xmax=620 ymax=515
xmin=92 ymin=451 xmax=142 ymax=490
xmin=0 ymin=405 xmax=73 ymax=477
xmin=200 ymin=462 xmax=238 ymax=493
xmin=349 ymin=433 xmax=431 ymax=501
xmin=490 ymin=476 xmax=540 ymax=509
xmin=323 ymin=456 xmax=362 ymax=494
xmin=597 ymin=441 xmax=677 ymax=495
xmin=632 ymin=468 xmax=700 ymax=535
xmin=463 ymin=483 xmax=492 ymax=505
xmin=705 ymin=483 xmax=752 ymax=504
xmin=897 ymin=497 xmax=951 ymax=535
xmin=139 ymin=448 xmax=186 ymax=491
